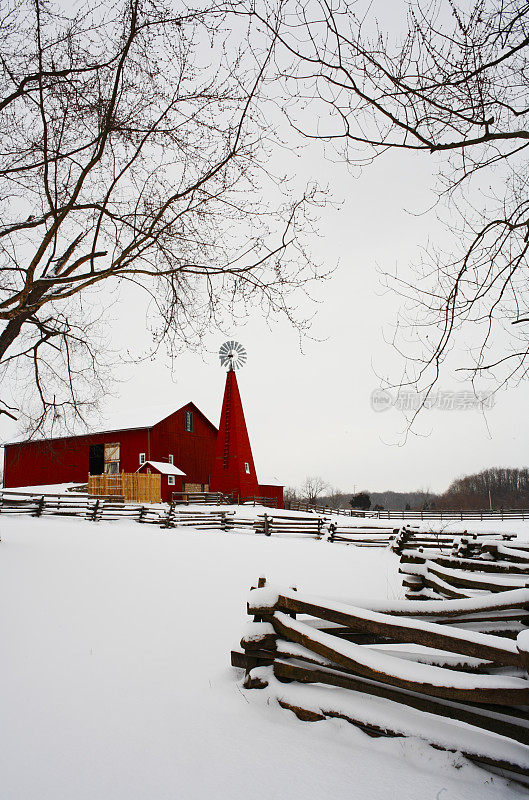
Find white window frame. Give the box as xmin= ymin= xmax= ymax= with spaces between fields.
xmin=139 ymin=452 xmax=146 ymax=465
xmin=168 ymin=475 xmax=176 ymax=485
xmin=168 ymin=454 xmax=174 ymax=465
xmin=244 ymin=462 xmax=250 ymax=474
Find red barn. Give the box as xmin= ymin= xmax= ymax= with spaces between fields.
xmin=3 ymin=365 xmax=284 ymax=507
xmin=3 ymin=402 xmax=217 ymax=493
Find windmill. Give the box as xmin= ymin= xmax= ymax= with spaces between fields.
xmin=218 ymin=340 xmax=247 ymax=371
xmin=210 ymin=339 xmax=259 ymax=497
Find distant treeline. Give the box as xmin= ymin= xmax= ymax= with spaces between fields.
xmin=439 ymin=467 xmax=529 ymax=510
xmin=319 ymin=491 xmax=435 ymax=512
xmin=318 ymin=467 xmax=529 ymax=511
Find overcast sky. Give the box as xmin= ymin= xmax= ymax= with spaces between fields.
xmin=2 ymin=0 xmax=528 ymax=495
xmin=60 ymin=145 xmax=529 ymax=496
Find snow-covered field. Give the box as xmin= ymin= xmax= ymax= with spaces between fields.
xmin=0 ymin=515 xmax=526 ymax=799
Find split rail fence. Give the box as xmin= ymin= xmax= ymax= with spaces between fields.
xmin=371 ymin=508 xmax=529 ymax=521
xmin=232 ymin=576 xmax=529 ymax=784
xmin=398 ymin=531 xmax=529 ymax=603
xmin=1 ymin=493 xmax=524 ymax=559
xmin=286 ymin=500 xmax=529 ymax=521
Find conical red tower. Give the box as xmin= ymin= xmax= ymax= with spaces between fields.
xmin=210 ymin=368 xmax=259 ymax=499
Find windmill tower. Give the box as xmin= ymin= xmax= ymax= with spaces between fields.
xmin=209 ymin=341 xmax=260 ymax=500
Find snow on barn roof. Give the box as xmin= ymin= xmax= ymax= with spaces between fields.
xmin=259 ymin=474 xmax=284 ymax=486
xmin=138 ymin=461 xmax=186 ymax=476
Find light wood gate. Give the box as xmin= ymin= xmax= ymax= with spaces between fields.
xmin=88 ymin=472 xmax=161 ymax=503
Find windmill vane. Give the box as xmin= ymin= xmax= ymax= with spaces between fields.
xmin=219 ymin=340 xmax=247 ymax=371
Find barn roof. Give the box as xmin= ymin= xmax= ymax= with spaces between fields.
xmin=137 ymin=461 xmax=186 ymax=476
xmin=3 ymin=401 xmax=217 ymax=445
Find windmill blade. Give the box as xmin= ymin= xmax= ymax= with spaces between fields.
xmin=218 ymin=340 xmax=247 ymax=370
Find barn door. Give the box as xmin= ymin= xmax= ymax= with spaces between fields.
xmin=88 ymin=444 xmax=104 ymax=475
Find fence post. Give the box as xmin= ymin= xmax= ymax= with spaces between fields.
xmin=263 ymin=513 xmax=271 ymax=536
xmin=91 ymin=499 xmax=100 ymax=522
xmin=35 ymin=496 xmax=45 ymax=517
xmin=329 ymin=522 xmax=336 ymax=543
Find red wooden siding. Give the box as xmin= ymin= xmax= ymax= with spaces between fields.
xmin=258 ymin=484 xmax=284 ymax=509
xmin=3 ymin=402 xmax=217 ymax=491
xmin=4 ymin=428 xmax=149 ymax=488
xmin=209 ymin=370 xmax=260 ymax=498
xmin=150 ymin=404 xmax=216 ymax=488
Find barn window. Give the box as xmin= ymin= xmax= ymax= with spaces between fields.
xmin=168 ymin=454 xmax=174 ymax=465
xmin=168 ymin=475 xmax=175 ymax=485
xmin=139 ymin=453 xmax=146 ymax=465
xmin=184 ymin=410 xmax=193 ymax=432
xmin=244 ymin=462 xmax=250 ymax=474
xmin=104 ymin=443 xmax=120 ymax=474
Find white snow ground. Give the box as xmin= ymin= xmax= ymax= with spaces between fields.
xmin=0 ymin=515 xmax=527 ymax=800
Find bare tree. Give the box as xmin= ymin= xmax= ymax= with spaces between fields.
xmin=300 ymin=474 xmax=328 ymax=505
xmin=283 ymin=485 xmax=299 ymax=506
xmin=324 ymin=487 xmax=346 ymax=509
xmin=247 ymin=0 xmax=529 ymax=403
xmin=0 ymin=0 xmax=325 ymax=434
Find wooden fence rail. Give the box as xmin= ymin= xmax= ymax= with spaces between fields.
xmin=232 ymin=578 xmax=529 ymax=784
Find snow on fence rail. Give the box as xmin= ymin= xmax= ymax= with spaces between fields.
xmin=399 ymin=534 xmax=529 ymax=604
xmin=232 ymin=578 xmax=529 ymax=784
xmin=390 ymin=526 xmax=515 ymax=554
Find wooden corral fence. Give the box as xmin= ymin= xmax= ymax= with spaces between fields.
xmin=233 ymin=577 xmax=529 ymax=784
xmin=88 ymin=472 xmax=161 ymax=503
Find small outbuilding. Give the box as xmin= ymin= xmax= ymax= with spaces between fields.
xmin=136 ymin=461 xmax=186 ymax=502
